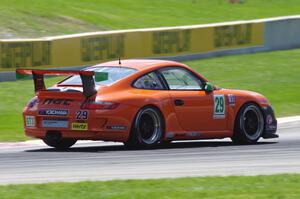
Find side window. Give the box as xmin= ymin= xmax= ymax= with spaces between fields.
xmin=160 ymin=68 xmax=203 ymax=90
xmin=133 ymin=72 xmax=164 ymax=90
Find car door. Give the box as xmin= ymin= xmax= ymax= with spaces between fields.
xmin=159 ymin=67 xmax=228 ymax=132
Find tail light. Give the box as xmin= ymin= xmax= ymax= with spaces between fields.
xmin=81 ymin=100 xmax=119 ymax=110
xmin=27 ymin=97 xmax=39 ymax=109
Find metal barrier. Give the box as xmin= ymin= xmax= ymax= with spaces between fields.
xmin=1 ymin=15 xmax=300 ymax=81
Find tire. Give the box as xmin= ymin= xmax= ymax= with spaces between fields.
xmin=43 ymin=138 xmax=77 ymax=150
xmin=124 ymin=106 xmax=164 ymax=148
xmin=231 ymin=103 xmax=264 ymax=144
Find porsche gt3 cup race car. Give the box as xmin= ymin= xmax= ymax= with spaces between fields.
xmin=17 ymin=59 xmax=278 ymax=149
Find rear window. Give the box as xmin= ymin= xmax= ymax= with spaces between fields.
xmin=59 ymin=67 xmax=137 ymax=86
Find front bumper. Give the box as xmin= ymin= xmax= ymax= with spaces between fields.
xmin=262 ymin=105 xmax=278 ymax=139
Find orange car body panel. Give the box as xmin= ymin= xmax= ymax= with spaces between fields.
xmin=22 ymin=59 xmax=276 ymax=142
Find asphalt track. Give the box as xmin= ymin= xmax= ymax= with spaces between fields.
xmin=0 ymin=120 xmax=299 ymax=185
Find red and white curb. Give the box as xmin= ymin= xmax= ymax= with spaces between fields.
xmin=0 ymin=116 xmax=299 ymax=150
xmin=0 ymin=140 xmax=45 ymax=150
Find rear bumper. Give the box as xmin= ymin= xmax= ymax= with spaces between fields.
xmin=23 ymin=103 xmax=138 ymax=142
xmin=261 ymin=105 xmax=278 ymax=139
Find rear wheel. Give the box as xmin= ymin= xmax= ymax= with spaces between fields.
xmin=231 ymin=103 xmax=264 ymax=144
xmin=124 ymin=106 xmax=164 ymax=148
xmin=43 ymin=137 xmax=77 ymax=150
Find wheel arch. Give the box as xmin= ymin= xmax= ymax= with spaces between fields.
xmin=126 ymin=104 xmax=166 ymax=142
xmin=139 ymin=104 xmax=166 ymax=128
xmin=231 ymin=101 xmax=265 ymax=143
xmin=234 ymin=101 xmax=265 ymax=129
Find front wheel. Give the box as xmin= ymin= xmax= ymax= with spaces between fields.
xmin=231 ymin=103 xmax=264 ymax=144
xmin=124 ymin=106 xmax=164 ymax=148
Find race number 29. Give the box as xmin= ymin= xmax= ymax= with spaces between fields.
xmin=76 ymin=110 xmax=88 ymax=120
xmin=214 ymin=95 xmax=225 ymax=119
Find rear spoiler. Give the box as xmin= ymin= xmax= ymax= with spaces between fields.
xmin=16 ymin=69 xmax=97 ymax=98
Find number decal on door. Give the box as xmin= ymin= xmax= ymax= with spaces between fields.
xmin=76 ymin=110 xmax=88 ymax=120
xmin=214 ymin=95 xmax=225 ymax=119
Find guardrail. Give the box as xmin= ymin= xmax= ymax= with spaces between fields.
xmin=1 ymin=15 xmax=300 ymax=81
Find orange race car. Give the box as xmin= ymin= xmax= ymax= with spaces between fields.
xmin=17 ymin=59 xmax=278 ymax=149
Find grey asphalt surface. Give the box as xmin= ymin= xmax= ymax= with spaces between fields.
xmin=0 ymin=121 xmax=299 ymax=185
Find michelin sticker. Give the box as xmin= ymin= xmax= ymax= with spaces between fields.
xmin=214 ymin=94 xmax=225 ymax=119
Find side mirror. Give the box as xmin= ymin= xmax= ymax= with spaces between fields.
xmin=204 ymin=82 xmax=213 ymax=92
xmin=95 ymin=72 xmax=108 ymax=82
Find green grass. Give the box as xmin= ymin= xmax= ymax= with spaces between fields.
xmin=1 ymin=0 xmax=300 ymax=38
xmin=0 ymin=174 xmax=300 ymax=199
xmin=0 ymin=49 xmax=299 ymax=141
xmin=0 ymin=77 xmax=65 ymax=141
xmin=185 ymin=49 xmax=300 ymax=117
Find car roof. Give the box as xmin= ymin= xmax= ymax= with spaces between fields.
xmin=91 ymin=59 xmax=182 ymax=71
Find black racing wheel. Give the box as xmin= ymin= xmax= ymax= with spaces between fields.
xmin=43 ymin=136 xmax=77 ymax=150
xmin=231 ymin=103 xmax=264 ymax=144
xmin=124 ymin=106 xmax=164 ymax=148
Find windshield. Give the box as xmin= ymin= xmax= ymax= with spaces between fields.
xmin=59 ymin=67 xmax=137 ymax=86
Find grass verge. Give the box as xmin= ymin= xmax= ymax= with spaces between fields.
xmin=0 ymin=174 xmax=299 ymax=199
xmin=0 ymin=49 xmax=299 ymax=141
xmin=1 ymin=0 xmax=300 ymax=38
xmin=185 ymin=49 xmax=300 ymax=117
xmin=0 ymin=77 xmax=64 ymax=141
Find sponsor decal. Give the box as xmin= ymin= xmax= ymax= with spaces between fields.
xmin=25 ymin=116 xmax=35 ymax=127
xmin=1 ymin=41 xmax=51 ymax=69
xmin=266 ymin=115 xmax=273 ymax=125
xmin=72 ymin=123 xmax=88 ymax=130
xmin=213 ymin=94 xmax=226 ymax=119
xmin=81 ymin=35 xmax=124 ymax=62
xmin=166 ymin=132 xmax=174 ymax=139
xmin=43 ymin=98 xmax=73 ymax=106
xmin=152 ymin=30 xmax=191 ymax=54
xmin=39 ymin=109 xmax=68 ymax=116
xmin=228 ymin=94 xmax=236 ymax=107
xmin=186 ymin=132 xmax=201 ymax=137
xmin=42 ymin=119 xmax=68 ymax=128
xmin=76 ymin=110 xmax=89 ymax=120
xmin=106 ymin=125 xmax=127 ymax=131
xmin=214 ymin=24 xmax=252 ymax=48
